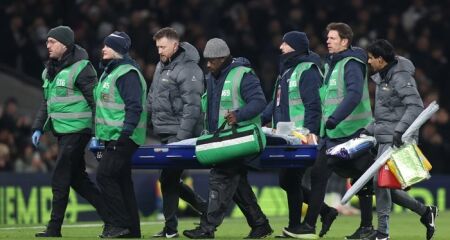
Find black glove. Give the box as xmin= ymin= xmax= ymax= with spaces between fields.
xmin=117 ymin=134 xmax=130 ymax=146
xmin=392 ymin=131 xmax=403 ymax=148
xmin=325 ymin=118 xmax=337 ymax=130
xmin=107 ymin=134 xmax=130 ymax=151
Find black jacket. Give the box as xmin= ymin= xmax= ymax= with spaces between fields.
xmin=32 ymin=45 xmax=97 ymax=135
xmin=261 ymin=51 xmax=322 ymax=134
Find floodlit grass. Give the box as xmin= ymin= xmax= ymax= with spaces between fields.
xmin=0 ymin=211 xmax=448 ymax=239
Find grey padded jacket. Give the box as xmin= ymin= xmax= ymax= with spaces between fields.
xmin=366 ymin=56 xmax=424 ymax=143
xmin=147 ymin=42 xmax=204 ymax=140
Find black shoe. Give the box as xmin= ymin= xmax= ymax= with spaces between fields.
xmin=35 ymin=229 xmax=62 ymax=237
xmin=99 ymin=224 xmax=112 ymax=238
xmin=282 ymin=223 xmax=318 ymax=239
xmin=420 ymin=206 xmax=438 ymax=240
xmin=244 ymin=223 xmax=273 ymax=239
xmin=345 ymin=226 xmax=374 ymax=239
xmin=102 ymin=226 xmax=130 ymax=238
xmin=362 ymin=230 xmax=389 ymax=240
xmin=152 ymin=227 xmax=179 ymax=238
xmin=183 ymin=227 xmax=214 ymax=239
xmin=319 ymin=207 xmax=338 ymax=237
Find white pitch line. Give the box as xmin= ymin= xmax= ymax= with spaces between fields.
xmin=0 ymin=221 xmax=162 ymax=231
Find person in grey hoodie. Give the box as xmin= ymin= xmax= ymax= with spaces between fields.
xmin=364 ymin=39 xmax=438 ymax=240
xmin=148 ymin=27 xmax=207 ymax=238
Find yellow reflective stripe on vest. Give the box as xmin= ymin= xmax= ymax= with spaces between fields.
xmin=49 ymin=112 xmax=92 ymax=119
xmin=96 ymin=101 xmax=125 ymax=110
xmin=47 ymin=95 xmax=86 ymax=104
xmin=95 ymin=117 xmax=146 ymax=128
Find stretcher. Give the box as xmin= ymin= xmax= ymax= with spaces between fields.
xmin=132 ymin=144 xmax=317 ymax=169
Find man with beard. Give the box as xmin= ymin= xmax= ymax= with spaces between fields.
xmin=148 ymin=27 xmax=207 ymax=238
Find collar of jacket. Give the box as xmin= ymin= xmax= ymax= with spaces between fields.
xmin=213 ymin=55 xmax=233 ymax=79
xmin=379 ymin=59 xmax=398 ymax=80
xmin=371 ymin=59 xmax=398 ymax=84
xmin=160 ymin=47 xmax=183 ymax=71
xmin=101 ymin=55 xmax=140 ymax=78
xmin=46 ymin=45 xmax=77 ymax=79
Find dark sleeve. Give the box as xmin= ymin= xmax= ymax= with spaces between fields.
xmin=236 ymin=72 xmax=267 ymax=122
xmin=261 ymin=100 xmax=274 ymax=126
xmin=299 ymin=66 xmax=322 ymax=134
xmin=74 ymin=63 xmax=97 ymax=110
xmin=31 ymin=100 xmax=48 ymax=132
xmin=116 ymin=70 xmax=143 ymax=136
xmin=329 ymin=60 xmax=364 ymax=124
xmin=175 ymin=64 xmax=204 ymax=140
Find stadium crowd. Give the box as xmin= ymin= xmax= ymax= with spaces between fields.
xmin=0 ymin=0 xmax=449 ymax=173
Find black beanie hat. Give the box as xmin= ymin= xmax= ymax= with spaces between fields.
xmin=282 ymin=31 xmax=309 ymax=53
xmin=104 ymin=31 xmax=131 ymax=55
xmin=47 ymin=26 xmax=74 ymax=47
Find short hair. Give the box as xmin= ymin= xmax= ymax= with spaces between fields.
xmin=326 ymin=22 xmax=353 ymax=46
xmin=367 ymin=39 xmax=396 ymax=63
xmin=153 ymin=27 xmax=180 ymax=41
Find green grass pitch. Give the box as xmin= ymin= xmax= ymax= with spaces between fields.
xmin=0 ymin=211 xmax=448 ymax=239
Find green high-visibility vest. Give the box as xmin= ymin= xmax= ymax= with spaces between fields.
xmin=94 ymin=64 xmax=147 ymax=145
xmin=320 ymin=57 xmax=372 ymax=138
xmin=271 ymin=62 xmax=319 ymax=128
xmin=201 ymin=66 xmax=261 ymax=129
xmin=42 ymin=60 xmax=93 ymax=134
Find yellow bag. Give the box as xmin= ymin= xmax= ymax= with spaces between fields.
xmin=386 ymin=144 xmax=430 ymax=189
xmin=413 ymin=144 xmax=432 ymax=171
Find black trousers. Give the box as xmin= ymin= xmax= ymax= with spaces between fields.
xmin=200 ymin=163 xmax=269 ymax=232
xmin=303 ymin=147 xmax=373 ymax=228
xmin=160 ymin=168 xmax=207 ymax=232
xmin=158 ymin=134 xmax=207 ymax=233
xmin=96 ymin=138 xmax=140 ymax=237
xmin=279 ymin=168 xmax=334 ymax=229
xmin=48 ymin=134 xmax=111 ymax=231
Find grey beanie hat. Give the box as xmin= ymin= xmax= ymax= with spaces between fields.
xmin=203 ymin=38 xmax=230 ymax=58
xmin=47 ymin=26 xmax=74 ymax=47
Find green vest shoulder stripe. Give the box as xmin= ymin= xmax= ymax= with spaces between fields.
xmin=320 ymin=57 xmax=372 ymax=138
xmin=94 ymin=64 xmax=147 ymax=145
xmin=42 ymin=60 xmax=93 ymax=134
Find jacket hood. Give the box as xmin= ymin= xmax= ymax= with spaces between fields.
xmin=230 ymin=57 xmax=251 ymax=68
xmin=302 ymin=51 xmax=322 ymax=66
xmin=389 ymin=56 xmax=415 ymax=76
xmin=371 ymin=56 xmax=415 ymax=84
xmin=328 ymin=46 xmax=367 ymax=65
xmin=175 ymin=42 xmax=200 ymax=64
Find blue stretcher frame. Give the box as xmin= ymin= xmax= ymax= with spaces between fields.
xmin=132 ymin=144 xmax=317 ymax=169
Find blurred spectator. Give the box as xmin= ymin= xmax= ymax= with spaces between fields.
xmin=0 ymin=143 xmax=12 ymax=171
